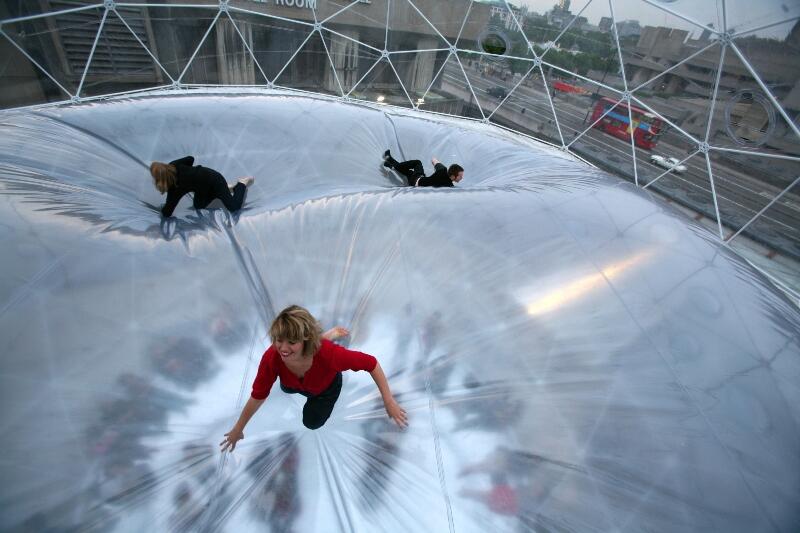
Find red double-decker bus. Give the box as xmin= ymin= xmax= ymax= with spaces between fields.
xmin=590 ymin=96 xmax=663 ymax=150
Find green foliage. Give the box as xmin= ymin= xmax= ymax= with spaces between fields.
xmin=481 ymin=34 xmax=508 ymax=55
xmin=520 ymin=21 xmax=617 ymax=76
xmin=478 ymin=18 xmax=621 ymax=79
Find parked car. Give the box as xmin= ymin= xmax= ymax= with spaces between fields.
xmin=649 ymin=154 xmax=687 ymax=174
xmin=486 ymin=86 xmax=507 ymax=99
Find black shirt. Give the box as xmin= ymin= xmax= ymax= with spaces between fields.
xmin=416 ymin=163 xmax=453 ymax=188
xmin=161 ymin=156 xmax=228 ymax=217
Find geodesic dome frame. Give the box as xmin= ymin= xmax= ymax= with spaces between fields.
xmin=2 ymin=0 xmax=798 ymax=295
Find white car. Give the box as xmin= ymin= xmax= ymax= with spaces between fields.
xmin=650 ymin=154 xmax=687 ymax=174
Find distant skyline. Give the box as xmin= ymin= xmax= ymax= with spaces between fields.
xmin=509 ymin=0 xmax=799 ymax=39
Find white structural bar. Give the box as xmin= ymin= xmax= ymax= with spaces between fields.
xmin=384 ymin=0 xmax=391 ymax=50
xmin=640 ymin=0 xmax=720 ymax=35
xmin=227 ymin=5 xmax=314 ymax=28
xmin=0 ymin=29 xmax=73 ymax=99
xmin=540 ymin=0 xmax=593 ymax=61
xmin=456 ymin=48 xmax=537 ymax=64
xmin=703 ymin=44 xmax=727 ymax=144
xmin=608 ymin=0 xmax=639 ymax=185
xmin=386 ymin=56 xmax=416 ymax=108
xmin=538 ymin=62 xmax=565 ymax=146
xmin=420 ymin=51 xmax=455 ymax=104
xmin=0 ymin=3 xmax=102 ymax=25
xmin=223 ymin=10 xmax=272 ymax=85
xmin=454 ymin=0 xmax=474 ymax=47
xmin=116 ymin=3 xmax=218 ymax=8
xmin=270 ymin=27 xmax=315 ymax=86
xmin=726 ymin=176 xmax=800 ymax=244
xmin=177 ymin=10 xmax=222 ymax=83
xmin=626 ymin=98 xmax=640 ymax=187
xmin=731 ymin=16 xmax=800 ymax=38
xmin=704 ymin=151 xmax=726 ymax=240
xmin=406 ymin=0 xmax=452 ymax=48
xmin=453 ymin=53 xmax=487 ymax=120
xmin=632 ymin=40 xmax=718 ymax=93
xmin=503 ymin=0 xmax=538 ymax=54
xmin=729 ymin=41 xmax=800 ymax=142
xmin=114 ymin=9 xmax=176 ymax=84
xmin=324 ymin=27 xmax=382 ymax=54
xmin=390 ymin=48 xmax=451 ymax=55
xmin=710 ymin=146 xmax=800 ymax=162
xmin=76 ymin=7 xmax=109 ymax=97
xmin=629 ymin=95 xmax=700 ymax=145
xmin=642 ymin=150 xmax=701 ymax=189
xmin=346 ymin=56 xmax=384 ymax=98
xmin=322 ymin=0 xmax=366 ymax=25
xmin=567 ymin=94 xmax=627 ymax=148
xmin=722 ymin=0 xmax=728 ymax=34
xmin=544 ymin=61 xmax=624 ymax=96
xmin=319 ymin=27 xmax=345 ymax=96
xmin=736 ymin=256 xmax=800 ymax=303
xmin=487 ymin=62 xmax=538 ymax=121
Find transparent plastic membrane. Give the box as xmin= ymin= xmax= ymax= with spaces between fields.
xmin=1 ymin=93 xmax=799 ymax=532
xmin=2 ymin=1 xmax=799 ymax=290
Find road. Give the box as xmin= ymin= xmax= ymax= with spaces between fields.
xmin=437 ymin=62 xmax=800 ymax=259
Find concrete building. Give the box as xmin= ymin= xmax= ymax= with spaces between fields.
xmin=581 ymin=23 xmax=601 ymax=33
xmin=488 ymin=2 xmax=526 ymax=32
xmin=547 ymin=5 xmax=574 ymax=29
xmin=0 ymin=0 xmax=491 ymax=107
xmin=624 ymin=23 xmax=800 ymax=153
xmin=615 ymin=20 xmax=642 ymax=38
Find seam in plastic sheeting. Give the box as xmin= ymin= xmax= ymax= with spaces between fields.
xmin=31 ymin=110 xmax=148 ymax=169
xmin=557 ymin=218 xmax=779 ymax=532
xmin=198 ymin=219 xmax=276 ymax=533
xmin=395 ymin=210 xmax=456 ymax=533
xmin=318 ymin=432 xmax=358 ymax=532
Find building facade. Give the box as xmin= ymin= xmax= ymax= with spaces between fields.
xmin=0 ymin=0 xmax=491 ymax=107
xmin=624 ymin=23 xmax=800 ymax=153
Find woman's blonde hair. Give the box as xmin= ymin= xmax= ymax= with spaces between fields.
xmin=269 ymin=305 xmax=323 ymax=358
xmin=150 ymin=161 xmax=177 ymax=194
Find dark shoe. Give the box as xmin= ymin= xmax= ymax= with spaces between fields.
xmin=383 ymin=160 xmax=393 ymax=168
xmin=383 ymin=149 xmax=391 ymax=161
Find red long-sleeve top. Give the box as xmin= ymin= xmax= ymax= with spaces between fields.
xmin=251 ymin=339 xmax=378 ymax=400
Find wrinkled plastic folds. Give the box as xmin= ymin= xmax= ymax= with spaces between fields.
xmin=1 ymin=93 xmax=799 ymax=532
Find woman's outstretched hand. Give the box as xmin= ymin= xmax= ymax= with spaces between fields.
xmin=220 ymin=427 xmax=244 ymax=453
xmin=323 ymin=326 xmax=350 ymax=341
xmin=384 ymin=397 xmax=408 ymax=428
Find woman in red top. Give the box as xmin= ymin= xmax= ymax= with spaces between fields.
xmin=220 ymin=306 xmax=407 ymax=451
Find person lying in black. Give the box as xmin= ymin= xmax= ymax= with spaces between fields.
xmin=150 ymin=156 xmax=254 ymax=217
xmin=382 ymin=150 xmax=464 ymax=187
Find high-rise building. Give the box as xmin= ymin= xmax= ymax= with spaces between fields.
xmin=615 ymin=19 xmax=642 ymax=37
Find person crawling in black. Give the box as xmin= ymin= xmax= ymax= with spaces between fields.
xmin=150 ymin=156 xmax=254 ymax=217
xmin=382 ymin=150 xmax=464 ymax=188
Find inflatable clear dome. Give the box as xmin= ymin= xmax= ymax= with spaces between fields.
xmin=1 ymin=1 xmax=799 ymax=532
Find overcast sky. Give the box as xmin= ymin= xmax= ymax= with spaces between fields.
xmin=511 ymin=0 xmax=799 ymax=38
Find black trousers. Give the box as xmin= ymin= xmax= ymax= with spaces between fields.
xmin=193 ymin=182 xmax=246 ymax=212
xmin=280 ymin=372 xmax=342 ymax=430
xmin=392 ymin=159 xmax=424 ymax=185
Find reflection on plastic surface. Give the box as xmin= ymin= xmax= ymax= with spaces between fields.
xmin=0 ymin=94 xmax=799 ymax=532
